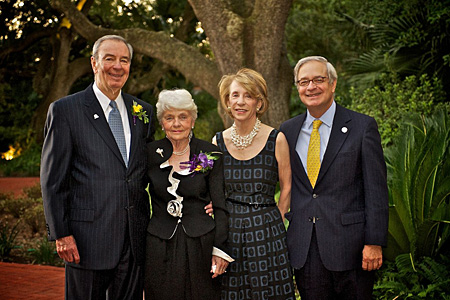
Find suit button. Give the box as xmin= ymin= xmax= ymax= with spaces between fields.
xmin=312 ymin=194 xmax=318 ymax=199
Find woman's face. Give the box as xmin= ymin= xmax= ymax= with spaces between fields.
xmin=227 ymin=80 xmax=261 ymax=122
xmin=161 ymin=109 xmax=195 ymax=141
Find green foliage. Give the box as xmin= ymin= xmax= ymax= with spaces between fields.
xmin=0 ymin=221 xmax=20 ymax=261
xmin=23 ymin=200 xmax=45 ymax=234
xmin=1 ymin=195 xmax=41 ymax=219
xmin=349 ymin=0 xmax=450 ymax=95
xmin=374 ymin=254 xmax=450 ymax=299
xmin=0 ymin=142 xmax=41 ymax=176
xmin=383 ymin=109 xmax=450 ymax=261
xmin=28 ymin=237 xmax=61 ymax=266
xmin=23 ymin=182 xmax=42 ymax=200
xmin=349 ymin=73 xmax=448 ymax=147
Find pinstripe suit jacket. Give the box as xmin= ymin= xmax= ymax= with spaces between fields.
xmin=280 ymin=104 xmax=389 ymax=271
xmin=41 ymin=84 xmax=153 ymax=269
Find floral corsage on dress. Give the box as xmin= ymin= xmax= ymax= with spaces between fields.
xmin=181 ymin=151 xmax=221 ymax=176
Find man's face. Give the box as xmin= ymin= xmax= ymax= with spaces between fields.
xmin=91 ymin=39 xmax=131 ymax=97
xmin=296 ymin=60 xmax=336 ymax=117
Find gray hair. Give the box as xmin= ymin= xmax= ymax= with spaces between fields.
xmin=293 ymin=56 xmax=337 ymax=85
xmin=156 ymin=89 xmax=198 ymax=124
xmin=92 ymin=35 xmax=133 ymax=60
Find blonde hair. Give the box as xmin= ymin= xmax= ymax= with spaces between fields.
xmin=218 ymin=68 xmax=269 ymax=118
xmin=156 ymin=89 xmax=198 ymax=124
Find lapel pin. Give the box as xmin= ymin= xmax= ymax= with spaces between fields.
xmin=156 ymin=148 xmax=164 ymax=157
xmin=94 ymin=114 xmax=99 ymax=119
xmin=341 ymin=127 xmax=348 ymax=133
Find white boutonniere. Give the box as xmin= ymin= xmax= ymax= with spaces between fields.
xmin=156 ymin=148 xmax=164 ymax=157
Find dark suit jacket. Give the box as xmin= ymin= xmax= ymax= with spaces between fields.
xmin=146 ymin=137 xmax=229 ymax=252
xmin=40 ymin=84 xmax=153 ymax=269
xmin=280 ymin=104 xmax=389 ymax=271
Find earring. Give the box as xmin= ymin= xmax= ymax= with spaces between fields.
xmin=256 ymin=107 xmax=260 ymax=112
xmin=192 ymin=126 xmax=194 ymax=129
xmin=161 ymin=127 xmax=165 ymax=131
xmin=227 ymin=106 xmax=231 ymax=112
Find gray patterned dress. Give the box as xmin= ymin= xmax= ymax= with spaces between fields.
xmin=216 ymin=129 xmax=295 ymax=300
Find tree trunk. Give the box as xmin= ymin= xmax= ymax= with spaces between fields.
xmin=30 ymin=28 xmax=91 ymax=143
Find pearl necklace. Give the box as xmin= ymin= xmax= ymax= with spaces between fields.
xmin=173 ymin=143 xmax=190 ymax=156
xmin=231 ymin=118 xmax=261 ymax=150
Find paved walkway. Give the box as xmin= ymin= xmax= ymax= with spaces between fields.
xmin=0 ymin=262 xmax=64 ymax=299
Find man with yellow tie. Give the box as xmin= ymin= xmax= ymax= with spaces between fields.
xmin=280 ymin=56 xmax=389 ymax=300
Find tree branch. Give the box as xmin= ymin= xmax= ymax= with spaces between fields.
xmin=49 ymin=0 xmax=221 ymax=98
xmin=0 ymin=28 xmax=55 ymax=58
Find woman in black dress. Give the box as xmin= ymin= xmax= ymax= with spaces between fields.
xmin=144 ymin=89 xmax=233 ymax=300
xmin=214 ymin=68 xmax=296 ymax=299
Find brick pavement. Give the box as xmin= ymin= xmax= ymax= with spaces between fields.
xmin=0 ymin=262 xmax=64 ymax=299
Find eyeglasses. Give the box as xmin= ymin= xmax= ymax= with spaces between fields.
xmin=296 ymin=76 xmax=328 ymax=87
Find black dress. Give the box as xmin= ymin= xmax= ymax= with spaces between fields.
xmin=144 ymin=137 xmax=229 ymax=300
xmin=216 ymin=129 xmax=296 ymax=300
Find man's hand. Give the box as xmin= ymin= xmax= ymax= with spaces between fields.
xmin=56 ymin=235 xmax=80 ymax=264
xmin=362 ymin=245 xmax=382 ymax=271
xmin=204 ymin=201 xmax=213 ymax=216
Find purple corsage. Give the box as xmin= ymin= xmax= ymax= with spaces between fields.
xmin=180 ymin=151 xmax=220 ymax=176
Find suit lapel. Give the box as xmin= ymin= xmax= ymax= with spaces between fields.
xmin=123 ymin=94 xmax=137 ymax=169
xmin=82 ymin=84 xmax=125 ymax=166
xmin=316 ymin=104 xmax=351 ymax=185
xmin=286 ymin=114 xmax=311 ymax=189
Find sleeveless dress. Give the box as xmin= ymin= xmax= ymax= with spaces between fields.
xmin=216 ymin=129 xmax=296 ymax=300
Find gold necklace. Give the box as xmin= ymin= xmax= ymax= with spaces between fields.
xmin=230 ymin=118 xmax=261 ymax=150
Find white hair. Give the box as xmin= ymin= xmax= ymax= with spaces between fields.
xmin=92 ymin=35 xmax=133 ymax=60
xmin=156 ymin=89 xmax=198 ymax=123
xmin=293 ymin=56 xmax=338 ymax=85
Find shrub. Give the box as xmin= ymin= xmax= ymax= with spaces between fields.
xmin=22 ymin=200 xmax=45 ymax=234
xmin=0 ymin=221 xmax=20 ymax=261
xmin=28 ymin=237 xmax=62 ymax=266
xmin=349 ymin=73 xmax=448 ymax=147
xmin=2 ymin=196 xmax=39 ymax=218
xmin=23 ymin=182 xmax=42 ymax=199
xmin=374 ymin=254 xmax=450 ymax=299
xmin=384 ymin=109 xmax=450 ymax=261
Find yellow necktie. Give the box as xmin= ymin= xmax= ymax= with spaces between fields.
xmin=307 ymin=120 xmax=323 ymax=188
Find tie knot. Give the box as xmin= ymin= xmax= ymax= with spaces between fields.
xmin=313 ymin=120 xmax=323 ymax=130
xmin=109 ymin=101 xmax=118 ymax=109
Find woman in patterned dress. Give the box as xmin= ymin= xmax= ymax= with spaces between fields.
xmin=213 ymin=68 xmax=296 ymax=299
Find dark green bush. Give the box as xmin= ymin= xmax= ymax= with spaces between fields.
xmin=0 ymin=143 xmax=41 ymax=177
xmin=0 ymin=221 xmax=20 ymax=261
xmin=22 ymin=200 xmax=45 ymax=234
xmin=28 ymin=237 xmax=62 ymax=266
xmin=349 ymin=73 xmax=448 ymax=147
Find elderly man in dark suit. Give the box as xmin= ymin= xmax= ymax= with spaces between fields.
xmin=41 ymin=35 xmax=153 ymax=299
xmin=280 ymin=56 xmax=389 ymax=300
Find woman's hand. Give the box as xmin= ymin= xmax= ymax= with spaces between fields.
xmin=211 ymin=255 xmax=229 ymax=278
xmin=204 ymin=201 xmax=214 ymax=216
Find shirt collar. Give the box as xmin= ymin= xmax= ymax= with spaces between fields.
xmin=305 ymin=100 xmax=336 ymax=129
xmin=93 ymin=82 xmax=124 ymax=113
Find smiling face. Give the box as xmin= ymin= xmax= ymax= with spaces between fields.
xmin=91 ymin=39 xmax=131 ymax=100
xmin=296 ymin=60 xmax=337 ymax=118
xmin=227 ymin=80 xmax=261 ymax=123
xmin=161 ymin=109 xmax=195 ymax=142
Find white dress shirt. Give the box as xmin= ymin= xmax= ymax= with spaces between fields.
xmin=93 ymin=82 xmax=131 ymax=161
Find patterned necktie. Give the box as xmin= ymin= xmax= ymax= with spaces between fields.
xmin=108 ymin=101 xmax=128 ymax=167
xmin=307 ymin=120 xmax=323 ymax=188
